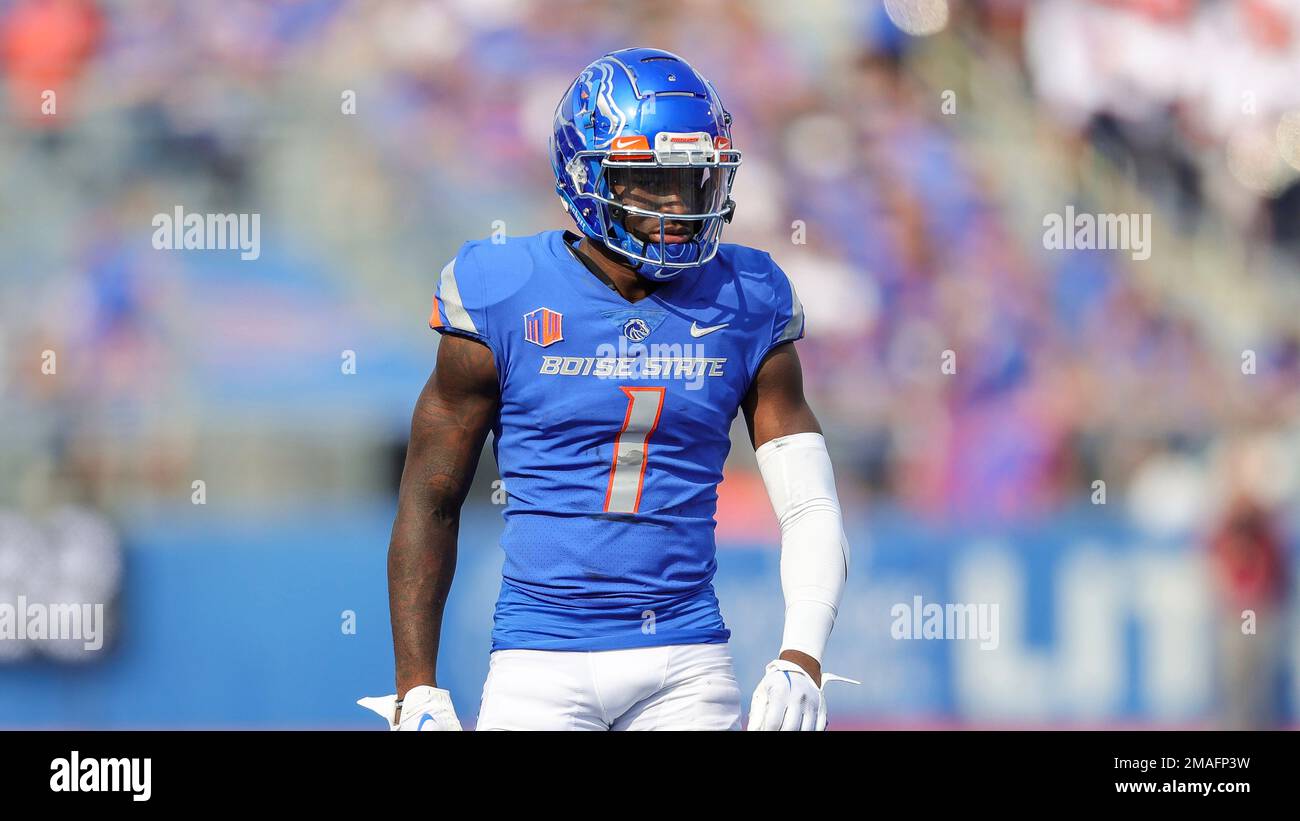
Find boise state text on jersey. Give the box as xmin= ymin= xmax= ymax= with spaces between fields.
xmin=429 ymin=230 xmax=804 ymax=651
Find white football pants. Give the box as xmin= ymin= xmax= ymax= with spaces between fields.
xmin=475 ymin=643 xmax=742 ymax=731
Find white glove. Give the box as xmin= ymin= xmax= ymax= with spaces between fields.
xmin=746 ymin=659 xmax=859 ymax=731
xmin=357 ymin=685 xmax=462 ymax=731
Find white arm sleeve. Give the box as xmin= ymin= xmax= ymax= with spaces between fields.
xmin=755 ymin=431 xmax=849 ymax=663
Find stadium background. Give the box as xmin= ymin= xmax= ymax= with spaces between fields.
xmin=1 ymin=0 xmax=1298 ymax=728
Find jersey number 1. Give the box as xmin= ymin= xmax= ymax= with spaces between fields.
xmin=603 ymin=386 xmax=666 ymax=514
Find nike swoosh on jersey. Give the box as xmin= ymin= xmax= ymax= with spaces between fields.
xmin=689 ymin=322 xmax=728 ymax=338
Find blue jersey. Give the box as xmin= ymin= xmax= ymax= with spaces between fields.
xmin=429 ymin=230 xmax=804 ymax=651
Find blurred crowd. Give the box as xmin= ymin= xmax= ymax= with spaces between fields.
xmin=0 ymin=0 xmax=1298 ymax=538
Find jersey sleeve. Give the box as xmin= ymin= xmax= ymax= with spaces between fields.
xmin=751 ymin=253 xmax=806 ymax=374
xmin=428 ymin=243 xmax=490 ymax=346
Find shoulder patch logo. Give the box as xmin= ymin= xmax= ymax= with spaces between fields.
xmin=524 ymin=307 xmax=564 ymax=347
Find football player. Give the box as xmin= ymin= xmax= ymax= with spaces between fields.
xmin=360 ymin=47 xmax=853 ymax=731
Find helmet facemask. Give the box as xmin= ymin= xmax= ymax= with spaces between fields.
xmin=580 ymin=132 xmax=740 ymax=280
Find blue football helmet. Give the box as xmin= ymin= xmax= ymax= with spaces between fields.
xmin=550 ymin=48 xmax=741 ymax=280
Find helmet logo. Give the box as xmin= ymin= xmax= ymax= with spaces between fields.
xmin=585 ymin=62 xmax=626 ymax=141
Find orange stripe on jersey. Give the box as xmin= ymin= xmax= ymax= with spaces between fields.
xmin=429 ymin=295 xmax=443 ymax=329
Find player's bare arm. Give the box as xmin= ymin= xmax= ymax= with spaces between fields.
xmin=360 ymin=333 xmax=498 ymax=730
xmin=742 ymin=342 xmax=821 ymax=454
xmin=390 ymin=333 xmax=498 ymax=693
xmin=743 ymin=341 xmax=856 ymax=730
